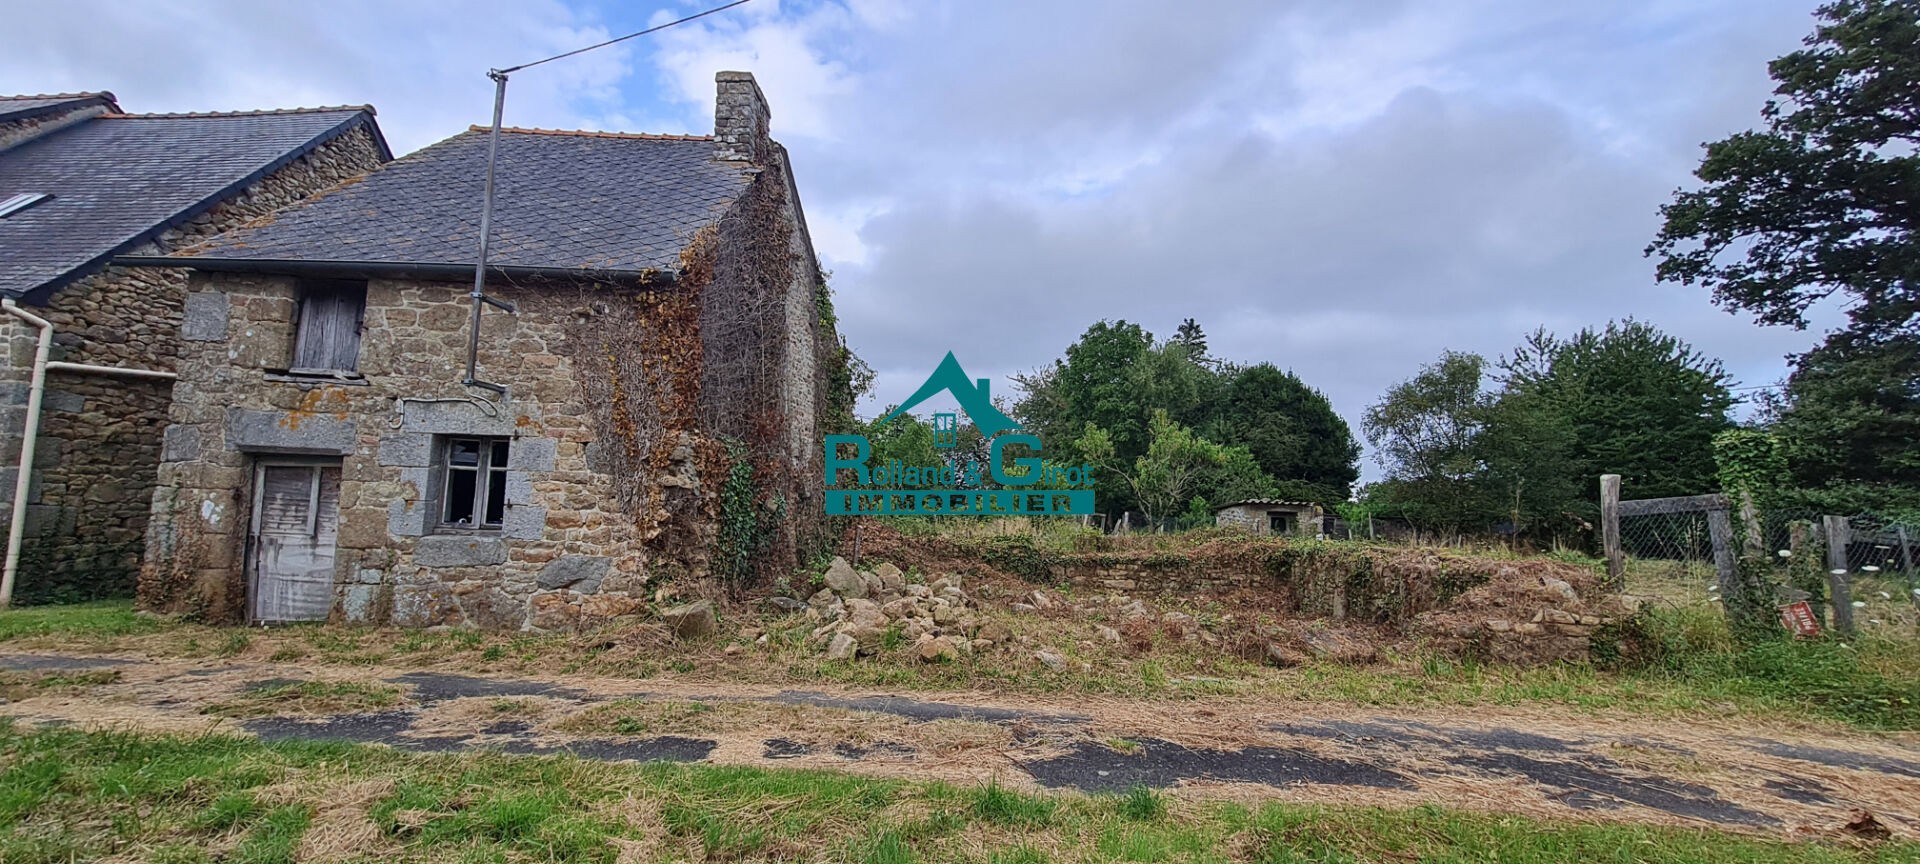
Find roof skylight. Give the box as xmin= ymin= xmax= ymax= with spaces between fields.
xmin=0 ymin=193 xmax=50 ymax=218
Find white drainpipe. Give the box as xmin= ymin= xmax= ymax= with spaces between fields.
xmin=1 ymin=298 xmax=177 ymax=608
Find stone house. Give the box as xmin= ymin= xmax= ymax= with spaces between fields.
xmin=1214 ymin=499 xmax=1323 ymax=538
xmin=0 ymin=91 xmax=389 ymax=605
xmin=124 ymin=72 xmax=837 ymax=630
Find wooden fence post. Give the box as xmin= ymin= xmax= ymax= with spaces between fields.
xmin=1600 ymin=475 xmax=1623 ymax=589
xmin=1823 ymin=515 xmax=1855 ymax=637
xmin=1708 ymin=508 xmax=1736 ymax=597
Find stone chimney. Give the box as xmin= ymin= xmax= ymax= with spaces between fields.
xmin=713 ymin=71 xmax=771 ymax=163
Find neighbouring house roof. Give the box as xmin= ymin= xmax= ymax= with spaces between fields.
xmin=0 ymin=92 xmax=119 ymax=124
xmin=0 ymin=103 xmax=390 ymax=302
xmin=132 ymin=126 xmax=757 ymax=282
xmin=1216 ymin=499 xmax=1318 ymax=511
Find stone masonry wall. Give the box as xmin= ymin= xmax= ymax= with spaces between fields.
xmin=142 ymin=274 xmax=690 ymax=629
xmin=703 ymin=69 xmax=834 ymax=574
xmin=0 ymin=124 xmax=384 ymax=604
xmin=1065 ymin=561 xmax=1270 ymax=596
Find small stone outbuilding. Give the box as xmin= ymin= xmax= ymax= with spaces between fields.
xmin=125 ymin=72 xmax=840 ymax=630
xmin=1214 ymin=499 xmax=1323 ymax=538
xmin=0 ymin=92 xmax=389 ymax=604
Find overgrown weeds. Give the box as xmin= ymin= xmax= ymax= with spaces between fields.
xmin=1611 ymin=605 xmax=1920 ymax=730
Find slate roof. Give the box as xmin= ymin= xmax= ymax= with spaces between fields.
xmin=1216 ymin=499 xmax=1319 ymax=510
xmin=0 ymin=105 xmax=387 ymax=301
xmin=161 ymin=127 xmax=756 ymax=278
xmin=0 ymin=92 xmax=118 ymax=123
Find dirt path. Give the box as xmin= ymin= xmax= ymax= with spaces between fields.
xmin=4 ymin=649 xmax=1917 ymax=839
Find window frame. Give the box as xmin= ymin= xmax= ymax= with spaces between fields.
xmin=289 ymin=279 xmax=367 ymax=376
xmin=438 ymin=436 xmax=511 ymax=531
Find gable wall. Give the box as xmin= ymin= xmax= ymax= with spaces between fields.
xmin=0 ymin=124 xmax=384 ymax=604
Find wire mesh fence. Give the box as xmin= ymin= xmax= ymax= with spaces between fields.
xmin=1618 ymin=503 xmax=1920 ymax=622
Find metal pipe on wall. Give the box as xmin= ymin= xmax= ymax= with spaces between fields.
xmin=0 ymin=299 xmax=178 ymax=608
xmin=462 ymin=70 xmax=512 ymax=396
xmin=1 ymin=299 xmax=54 ymax=609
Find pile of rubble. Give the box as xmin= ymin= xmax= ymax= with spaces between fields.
xmin=1414 ymin=568 xmax=1638 ymax=664
xmin=803 ymin=557 xmax=1014 ymax=663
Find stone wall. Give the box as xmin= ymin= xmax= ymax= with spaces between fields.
xmin=0 ymin=124 xmax=387 ymax=603
xmin=141 ymin=274 xmax=698 ymax=629
xmin=702 ymin=71 xmax=833 ymax=576
xmin=1064 ymin=561 xmax=1270 ymax=596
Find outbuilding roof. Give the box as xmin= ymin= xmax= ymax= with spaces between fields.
xmin=0 ymin=104 xmax=387 ymax=301
xmin=135 ymin=126 xmax=756 ymax=281
xmin=1215 ymin=499 xmax=1319 ymax=510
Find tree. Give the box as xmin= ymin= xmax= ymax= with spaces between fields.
xmin=1173 ymin=318 xmax=1210 ymax=364
xmin=1133 ymin=341 xmax=1219 ymax=431
xmin=1362 ymin=352 xmax=1498 ymax=534
xmin=1013 ymin=321 xmax=1155 ymax=509
xmin=1648 ymin=0 xmax=1920 ymax=338
xmin=1763 ymin=329 xmax=1920 ymax=515
xmin=1500 ymin=320 xmax=1735 ymax=501
xmin=1333 ymin=498 xmax=1383 ymax=540
xmin=1078 ymin=410 xmax=1229 ymax=527
xmin=862 ymin=408 xmax=938 ymax=487
xmin=1198 ymin=444 xmax=1280 ymax=507
xmin=1475 ymin=385 xmax=1581 ymax=538
xmin=1206 ymin=363 xmax=1360 ymax=502
xmin=1017 ymin=318 xmax=1360 ymax=519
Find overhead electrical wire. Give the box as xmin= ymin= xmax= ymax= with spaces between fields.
xmin=462 ymin=0 xmax=756 ymax=395
xmin=498 ymin=0 xmax=756 ymax=75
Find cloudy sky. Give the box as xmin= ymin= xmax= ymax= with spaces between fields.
xmin=7 ymin=0 xmax=1843 ymax=474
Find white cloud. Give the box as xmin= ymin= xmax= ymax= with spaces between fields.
xmin=648 ymin=1 xmax=857 ymax=140
xmin=7 ymin=0 xmax=1841 ymax=481
xmin=1 ymin=0 xmax=641 ymax=154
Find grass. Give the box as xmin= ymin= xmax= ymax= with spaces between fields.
xmin=0 ymin=599 xmax=167 ymax=641
xmin=0 ymin=722 xmax=1913 ymax=864
xmin=201 ymin=680 xmax=407 ymax=718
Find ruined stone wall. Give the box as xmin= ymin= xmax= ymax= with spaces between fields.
xmin=142 ymin=273 xmax=696 ymax=630
xmin=0 ymin=124 xmax=384 ymax=604
xmin=1065 ymin=561 xmax=1271 ymax=595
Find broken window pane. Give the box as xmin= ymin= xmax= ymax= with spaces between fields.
xmin=440 ymin=437 xmax=510 ymax=530
xmin=444 ymin=468 xmax=477 ymax=525
xmin=485 ymin=470 xmax=507 ymax=526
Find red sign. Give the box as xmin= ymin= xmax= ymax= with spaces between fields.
xmin=1779 ymin=601 xmax=1821 ymax=638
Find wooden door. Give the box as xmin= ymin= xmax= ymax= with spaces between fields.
xmin=248 ymin=462 xmax=341 ymax=622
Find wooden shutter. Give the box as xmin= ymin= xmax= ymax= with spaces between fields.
xmin=293 ymin=281 xmax=365 ymax=372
